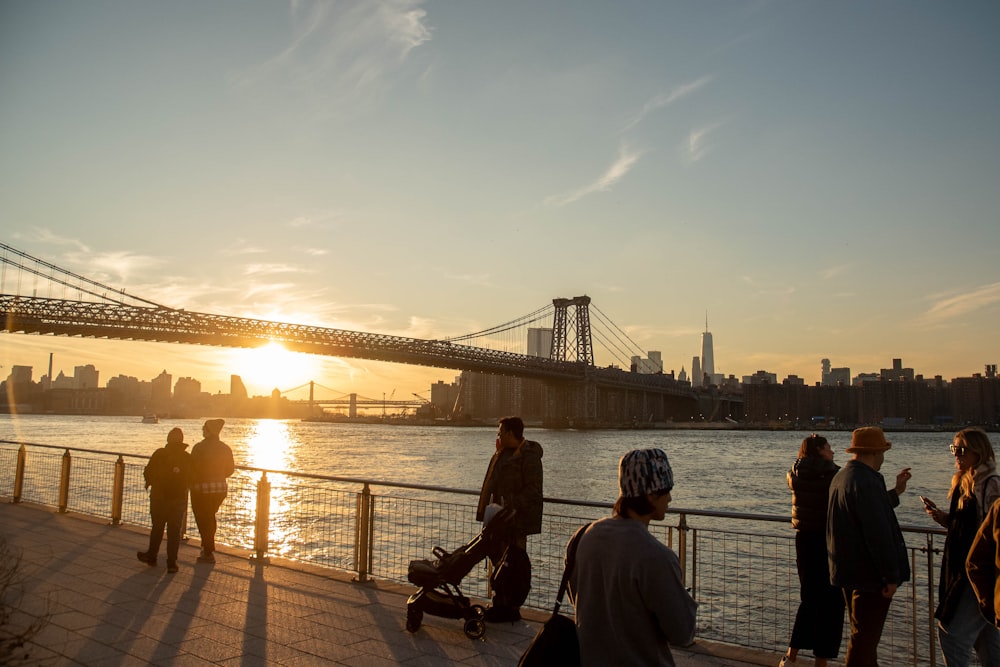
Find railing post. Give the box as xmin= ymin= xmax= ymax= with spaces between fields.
xmin=252 ymin=472 xmax=271 ymax=564
xmin=111 ymin=455 xmax=125 ymax=525
xmin=925 ymin=534 xmax=937 ymax=667
xmin=354 ymin=482 xmax=374 ymax=583
xmin=57 ymin=449 xmax=71 ymax=513
xmin=12 ymin=444 xmax=26 ymax=503
xmin=677 ymin=512 xmax=689 ymax=589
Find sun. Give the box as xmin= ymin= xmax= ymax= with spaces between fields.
xmin=231 ymin=342 xmax=320 ymax=395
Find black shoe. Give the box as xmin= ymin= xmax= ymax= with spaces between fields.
xmin=196 ymin=552 xmax=215 ymax=564
xmin=484 ymin=606 xmax=521 ymax=623
xmin=137 ymin=551 xmax=157 ymax=566
xmin=167 ymin=562 xmax=178 ymax=573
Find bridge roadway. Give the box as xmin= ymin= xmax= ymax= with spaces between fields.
xmin=1 ymin=294 xmax=699 ymax=423
xmin=1 ymin=501 xmax=772 ymax=666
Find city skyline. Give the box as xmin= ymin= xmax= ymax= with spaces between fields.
xmin=2 ymin=3 xmax=998 ymax=398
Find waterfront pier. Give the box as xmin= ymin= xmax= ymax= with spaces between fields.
xmin=0 ymin=501 xmax=769 ymax=666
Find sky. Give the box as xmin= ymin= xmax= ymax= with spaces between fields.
xmin=2 ymin=1 xmax=999 ymax=400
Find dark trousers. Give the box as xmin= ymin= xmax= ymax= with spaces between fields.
xmin=147 ymin=496 xmax=187 ymax=564
xmin=190 ymin=491 xmax=226 ymax=554
xmin=843 ymin=587 xmax=893 ymax=667
xmin=789 ymin=530 xmax=845 ymax=658
xmin=489 ymin=536 xmax=531 ymax=610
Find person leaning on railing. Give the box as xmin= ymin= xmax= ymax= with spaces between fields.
xmin=924 ymin=428 xmax=1000 ymax=665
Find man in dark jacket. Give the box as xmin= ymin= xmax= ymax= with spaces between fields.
xmin=137 ymin=427 xmax=192 ymax=573
xmin=827 ymin=426 xmax=912 ymax=665
xmin=475 ymin=416 xmax=543 ymax=622
xmin=190 ymin=418 xmax=235 ymax=564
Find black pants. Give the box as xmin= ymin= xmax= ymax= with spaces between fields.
xmin=843 ymin=587 xmax=893 ymax=666
xmin=489 ymin=537 xmax=531 ymax=610
xmin=190 ymin=491 xmax=226 ymax=554
xmin=789 ymin=529 xmax=845 ymax=658
xmin=147 ymin=496 xmax=187 ymax=564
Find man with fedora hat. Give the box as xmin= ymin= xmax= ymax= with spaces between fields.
xmin=828 ymin=426 xmax=913 ymax=665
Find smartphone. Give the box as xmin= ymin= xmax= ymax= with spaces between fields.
xmin=920 ymin=496 xmax=937 ymax=509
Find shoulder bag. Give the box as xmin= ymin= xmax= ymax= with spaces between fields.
xmin=518 ymin=523 xmax=590 ymax=667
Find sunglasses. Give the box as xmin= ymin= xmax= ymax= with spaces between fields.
xmin=949 ymin=444 xmax=969 ymax=456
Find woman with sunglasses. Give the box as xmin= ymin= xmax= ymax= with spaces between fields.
xmin=924 ymin=428 xmax=1000 ymax=665
xmin=779 ymin=434 xmax=844 ymax=667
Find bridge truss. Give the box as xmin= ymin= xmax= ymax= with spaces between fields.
xmin=1 ymin=243 xmax=698 ymax=424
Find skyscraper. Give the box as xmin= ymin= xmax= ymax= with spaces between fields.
xmin=701 ymin=313 xmax=715 ymax=384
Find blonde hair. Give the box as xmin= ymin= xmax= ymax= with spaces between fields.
xmin=949 ymin=428 xmax=996 ymax=509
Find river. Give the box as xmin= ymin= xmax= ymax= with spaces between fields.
xmin=0 ymin=413 xmax=969 ymax=526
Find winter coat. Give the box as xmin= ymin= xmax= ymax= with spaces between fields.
xmin=967 ymin=497 xmax=1000 ymax=626
xmin=788 ymin=456 xmax=840 ymax=532
xmin=189 ymin=436 xmax=235 ymax=491
xmin=827 ymin=459 xmax=910 ymax=592
xmin=144 ymin=441 xmax=192 ymax=502
xmin=476 ymin=439 xmax=544 ymax=536
xmin=936 ymin=467 xmax=1000 ymax=623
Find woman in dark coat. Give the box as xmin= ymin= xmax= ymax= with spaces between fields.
xmin=924 ymin=428 xmax=1000 ymax=666
xmin=780 ymin=434 xmax=844 ymax=667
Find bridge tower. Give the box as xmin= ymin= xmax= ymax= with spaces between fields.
xmin=550 ymin=296 xmax=594 ymax=364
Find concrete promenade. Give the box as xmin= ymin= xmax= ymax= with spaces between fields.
xmin=0 ymin=502 xmax=775 ymax=666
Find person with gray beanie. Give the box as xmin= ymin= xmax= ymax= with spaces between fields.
xmin=567 ymin=448 xmax=697 ymax=666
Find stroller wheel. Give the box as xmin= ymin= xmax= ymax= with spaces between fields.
xmin=406 ymin=607 xmax=423 ymax=633
xmin=463 ymin=618 xmax=486 ymax=640
xmin=471 ymin=604 xmax=486 ymax=620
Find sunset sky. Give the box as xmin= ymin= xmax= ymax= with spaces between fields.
xmin=2 ymin=2 xmax=999 ymax=400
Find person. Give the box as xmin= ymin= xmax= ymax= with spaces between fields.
xmin=137 ymin=427 xmax=192 ymax=573
xmin=780 ymin=434 xmax=844 ymax=667
xmin=924 ymin=428 xmax=1000 ymax=665
xmin=567 ymin=448 xmax=696 ymax=666
xmin=475 ymin=416 xmax=543 ymax=623
xmin=189 ymin=418 xmax=235 ymax=564
xmin=827 ymin=426 xmax=912 ymax=666
xmin=967 ymin=493 xmax=1000 ymax=629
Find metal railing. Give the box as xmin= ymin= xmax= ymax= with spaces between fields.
xmin=0 ymin=441 xmax=948 ymax=665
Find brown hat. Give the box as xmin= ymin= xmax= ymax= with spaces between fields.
xmin=203 ymin=418 xmax=225 ymax=436
xmin=846 ymin=426 xmax=892 ymax=453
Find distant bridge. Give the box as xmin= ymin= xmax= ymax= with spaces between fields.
xmin=1 ymin=243 xmax=698 ymax=424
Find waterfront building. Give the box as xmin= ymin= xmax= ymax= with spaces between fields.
xmin=631 ymin=351 xmax=663 ymax=374
xmin=880 ymin=358 xmax=915 ymax=382
xmin=74 ymin=364 xmax=99 ymax=389
xmin=691 ymin=357 xmax=702 ymax=388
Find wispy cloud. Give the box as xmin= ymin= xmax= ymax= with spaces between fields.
xmin=622 ymin=76 xmax=712 ymax=132
xmin=917 ymin=282 xmax=1000 ymax=326
xmin=681 ymin=121 xmax=725 ymax=164
xmin=237 ymin=1 xmax=432 ymax=107
xmin=243 ymin=263 xmax=308 ymax=277
xmin=821 ymin=265 xmax=849 ymax=280
xmin=443 ymin=271 xmax=493 ymax=288
xmin=544 ymin=145 xmax=643 ymax=208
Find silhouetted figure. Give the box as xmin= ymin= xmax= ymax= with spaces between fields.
xmin=925 ymin=428 xmax=1000 ymax=666
xmin=967 ymin=495 xmax=1000 ymax=632
xmin=137 ymin=427 xmax=191 ymax=574
xmin=475 ymin=416 xmax=543 ymax=623
xmin=189 ymin=419 xmax=235 ymax=564
xmin=828 ymin=427 xmax=912 ymax=666
xmin=781 ymin=434 xmax=844 ymax=667
xmin=568 ymin=448 xmax=697 ymax=665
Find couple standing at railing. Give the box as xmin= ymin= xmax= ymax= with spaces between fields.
xmin=136 ymin=419 xmax=235 ymax=573
xmin=478 ymin=416 xmax=697 ymax=667
xmin=782 ymin=426 xmax=1000 ymax=667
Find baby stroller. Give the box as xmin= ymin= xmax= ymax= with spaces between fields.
xmin=405 ymin=507 xmax=516 ymax=639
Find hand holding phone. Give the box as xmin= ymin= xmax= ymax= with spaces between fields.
xmin=920 ymin=496 xmax=937 ymax=510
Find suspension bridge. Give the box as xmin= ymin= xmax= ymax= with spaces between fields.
xmin=0 ymin=242 xmax=699 ymax=425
